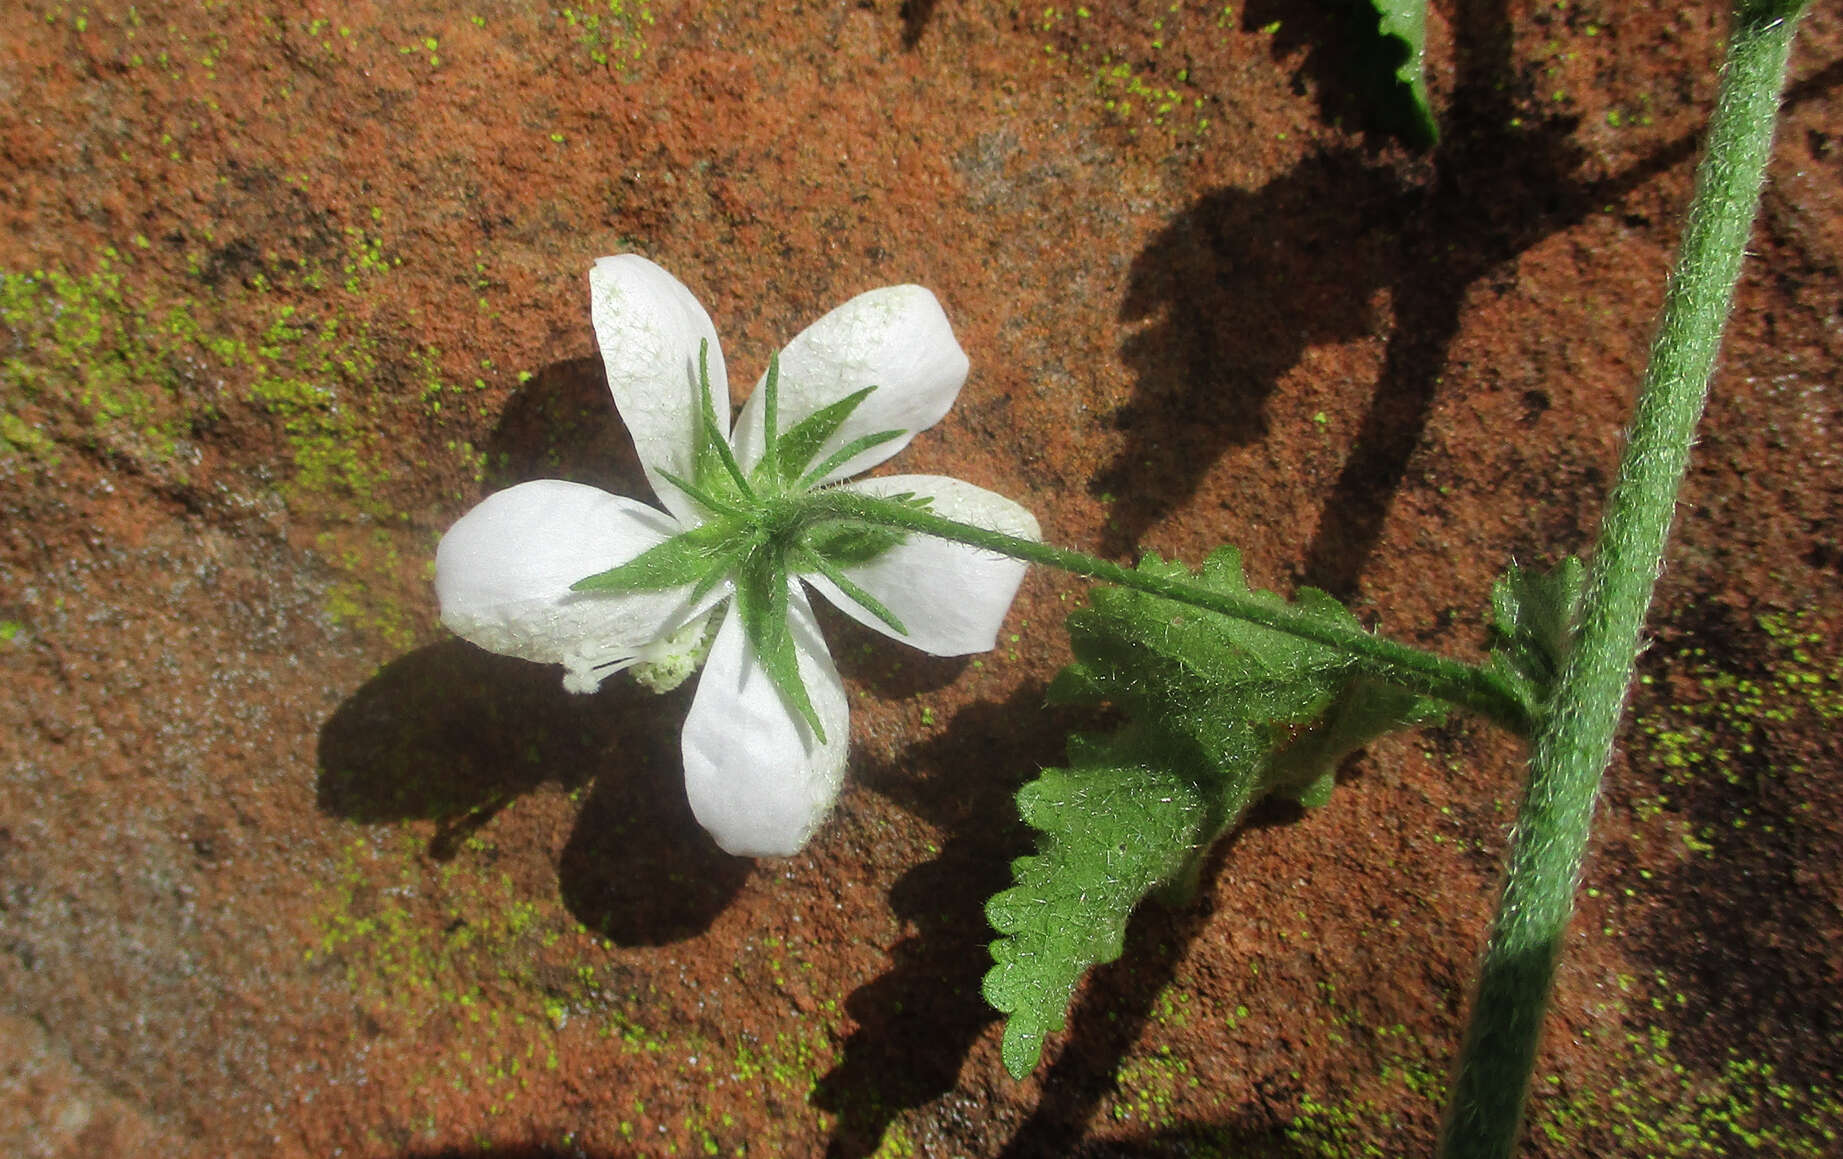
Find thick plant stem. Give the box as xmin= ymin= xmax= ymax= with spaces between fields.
xmin=1438 ymin=5 xmax=1808 ymax=1158
xmin=807 ymin=489 xmax=1531 ymax=733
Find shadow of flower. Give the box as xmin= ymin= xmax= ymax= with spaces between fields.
xmin=316 ymin=639 xmax=603 ymax=834
xmin=557 ymin=742 xmax=753 ymax=947
xmin=315 ymin=637 xmax=748 ymax=944
xmin=482 ymin=354 xmax=647 ymax=495
xmin=315 ymin=354 xmax=754 ymax=943
xmin=1103 ymin=150 xmax=1404 ymax=561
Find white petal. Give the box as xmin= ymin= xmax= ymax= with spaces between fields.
xmin=809 ymin=474 xmax=1039 ymax=656
xmin=681 ymin=589 xmax=849 ymax=857
xmin=589 ymin=255 xmax=728 ymax=526
xmin=731 ymin=285 xmax=969 ymax=484
xmin=435 ymin=479 xmax=704 ymax=671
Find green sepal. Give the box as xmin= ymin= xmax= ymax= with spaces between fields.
xmin=770 ymin=386 xmax=872 ymax=484
xmin=800 ymin=491 xmax=933 ymax=568
xmin=750 ymin=372 xmax=910 ymax=489
xmin=685 ymin=543 xmax=743 ymax=610
xmin=657 ymin=468 xmax=750 ymax=520
xmin=571 ymin=517 xmax=750 ymax=594
xmin=733 ymin=546 xmax=826 ymax=743
xmin=793 ymin=546 xmax=907 ymax=637
xmin=693 ymin=338 xmax=754 ymax=501
xmin=755 ymin=381 xmax=899 ymax=490
xmin=795 ymin=428 xmax=906 ymax=490
xmin=803 ymin=523 xmax=906 ymax=568
xmin=759 ymin=351 xmax=782 ymax=479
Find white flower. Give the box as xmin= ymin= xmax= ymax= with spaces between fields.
xmin=434 ymin=255 xmax=1039 ymax=857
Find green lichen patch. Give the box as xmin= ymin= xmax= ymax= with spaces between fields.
xmin=306 ymin=832 xmax=628 ymax=1117
xmin=556 ymin=0 xmax=654 ymax=73
xmin=1256 ymin=991 xmax=1843 ymax=1158
xmin=1 ymin=253 xmax=221 ymax=475
xmin=1536 ymin=1013 xmax=1843 ymax=1158
xmin=1079 ymin=953 xmax=1842 ymax=1157
xmin=1633 ymin=609 xmax=1840 ymax=856
xmin=1 ymin=216 xmax=500 ymax=648
xmin=308 ymin=834 xmax=574 ymax=999
xmin=1282 ymin=974 xmax=1843 ymax=1157
xmin=0 ymin=409 xmax=59 ymax=464
xmin=1109 ymin=1046 xmax=1201 ymax=1130
xmin=732 ymin=1024 xmax=836 ymax=1101
xmin=306 ymin=831 xmax=849 ymax=1150
xmin=1035 ymin=3 xmax=1222 ymax=142
xmin=0 ymin=232 xmax=407 ymax=503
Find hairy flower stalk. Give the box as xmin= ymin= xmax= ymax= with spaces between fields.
xmin=436 ymin=256 xmax=1038 ymax=857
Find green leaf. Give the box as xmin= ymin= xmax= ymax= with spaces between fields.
xmin=983 ymin=724 xmax=1238 ymax=1079
xmin=732 ymin=546 xmax=826 ymax=743
xmin=1047 ymin=549 xmax=1359 ymax=726
xmin=1363 ymin=0 xmax=1437 ymax=146
xmin=1487 ymin=556 xmax=1585 ymax=721
xmin=985 ymin=548 xmax=1443 ymax=1077
xmin=571 ymin=518 xmax=749 ymax=594
xmin=768 ymin=386 xmax=875 ymax=487
xmin=1264 ymin=677 xmax=1446 ymax=806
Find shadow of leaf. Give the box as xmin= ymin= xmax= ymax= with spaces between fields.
xmin=1060 ymin=1120 xmax=1337 ymax=1159
xmin=899 ymin=0 xmax=941 ymax=50
xmin=1111 ymin=0 xmax=1607 ymax=596
xmin=396 ymin=1147 xmax=612 ymax=1159
xmin=813 ymin=685 xmax=1068 ymax=1158
xmin=1102 ymin=150 xmax=1405 ymax=557
xmin=1241 ymin=0 xmax=1437 ymax=147
xmin=1623 ymin=604 xmax=1843 ymax=1104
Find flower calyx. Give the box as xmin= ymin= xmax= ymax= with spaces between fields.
xmin=571 ymin=338 xmax=924 ymax=741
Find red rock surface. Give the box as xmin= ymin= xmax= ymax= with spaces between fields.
xmin=2 ymin=2 xmax=1840 ymax=1156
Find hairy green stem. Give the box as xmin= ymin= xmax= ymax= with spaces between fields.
xmin=806 ymin=489 xmax=1531 ymax=733
xmin=1438 ymin=5 xmax=1809 ymax=1157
